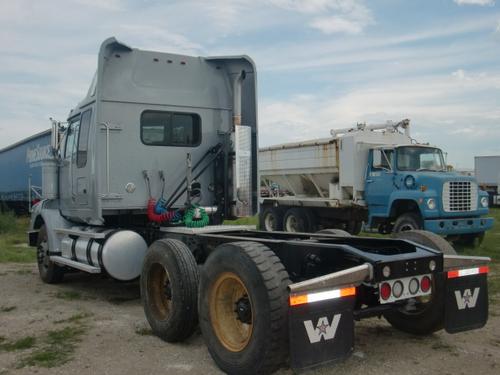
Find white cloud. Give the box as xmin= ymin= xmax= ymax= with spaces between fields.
xmin=310 ymin=15 xmax=365 ymax=34
xmin=453 ymin=0 xmax=495 ymax=5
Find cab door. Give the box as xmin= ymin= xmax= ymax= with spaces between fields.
xmin=365 ymin=148 xmax=395 ymax=211
xmin=59 ymin=116 xmax=80 ymax=212
xmin=73 ymin=108 xmax=92 ymax=206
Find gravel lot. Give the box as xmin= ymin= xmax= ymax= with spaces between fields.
xmin=0 ymin=262 xmax=499 ymax=375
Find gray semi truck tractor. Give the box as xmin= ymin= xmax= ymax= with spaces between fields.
xmin=27 ymin=38 xmax=491 ymax=374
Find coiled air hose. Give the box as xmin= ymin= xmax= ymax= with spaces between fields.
xmin=183 ymin=204 xmax=209 ymax=228
xmin=147 ymin=198 xmax=178 ymax=223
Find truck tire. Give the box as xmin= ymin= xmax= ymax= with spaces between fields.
xmin=346 ymin=221 xmax=362 ymax=235
xmin=316 ymin=228 xmax=352 ymax=237
xmin=259 ymin=206 xmax=284 ymax=232
xmin=37 ymin=225 xmax=64 ymax=284
xmin=141 ymin=239 xmax=199 ymax=342
xmin=384 ymin=230 xmax=456 ymax=335
xmin=283 ymin=208 xmax=316 ymax=233
xmin=452 ymin=232 xmax=485 ymax=247
xmin=392 ymin=213 xmax=423 ymax=233
xmin=199 ymin=242 xmax=290 ymax=375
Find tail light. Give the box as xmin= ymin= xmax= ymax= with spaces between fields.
xmin=420 ymin=276 xmax=431 ymax=293
xmin=380 ymin=282 xmax=391 ymax=300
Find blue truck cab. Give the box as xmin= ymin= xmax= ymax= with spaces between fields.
xmin=365 ymin=144 xmax=493 ymax=242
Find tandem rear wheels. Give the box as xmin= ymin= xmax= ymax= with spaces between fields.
xmin=140 ymin=239 xmax=199 ymax=342
xmin=199 ymin=242 xmax=291 ymax=375
xmin=141 ymin=239 xmax=291 ymax=374
xmin=384 ymin=230 xmax=456 ymax=335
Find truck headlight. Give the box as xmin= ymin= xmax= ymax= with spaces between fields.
xmin=404 ymin=175 xmax=416 ymax=189
xmin=481 ymin=196 xmax=488 ymax=208
xmin=426 ymin=198 xmax=436 ymax=210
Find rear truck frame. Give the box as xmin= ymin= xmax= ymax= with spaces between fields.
xmin=27 ymin=38 xmax=491 ymax=374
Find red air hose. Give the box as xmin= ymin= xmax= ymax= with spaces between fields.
xmin=147 ymin=198 xmax=176 ymax=223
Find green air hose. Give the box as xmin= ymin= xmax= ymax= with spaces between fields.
xmin=183 ymin=204 xmax=209 ymax=228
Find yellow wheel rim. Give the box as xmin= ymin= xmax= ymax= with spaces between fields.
xmin=209 ymin=272 xmax=253 ymax=352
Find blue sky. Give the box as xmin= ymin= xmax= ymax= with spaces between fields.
xmin=0 ymin=0 xmax=499 ymax=168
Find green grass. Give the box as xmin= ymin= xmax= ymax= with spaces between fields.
xmin=135 ymin=327 xmax=153 ymax=336
xmin=54 ymin=290 xmax=83 ymax=301
xmin=0 ymin=336 xmax=36 ymax=352
xmin=17 ymin=325 xmax=88 ymax=368
xmin=224 ymin=215 xmax=259 ymax=226
xmin=0 ymin=213 xmax=35 ymax=263
xmin=0 ymin=305 xmax=17 ymax=313
xmin=54 ymin=312 xmax=93 ymax=325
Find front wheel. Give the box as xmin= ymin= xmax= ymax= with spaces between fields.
xmin=384 ymin=230 xmax=456 ymax=335
xmin=37 ymin=225 xmax=64 ymax=284
xmin=392 ymin=213 xmax=423 ymax=233
xmin=199 ymin=242 xmax=290 ymax=374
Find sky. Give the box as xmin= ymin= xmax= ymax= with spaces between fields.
xmin=0 ymin=0 xmax=499 ymax=168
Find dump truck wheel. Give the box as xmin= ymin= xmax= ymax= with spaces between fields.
xmin=392 ymin=213 xmax=423 ymax=233
xmin=316 ymin=228 xmax=352 ymax=237
xmin=346 ymin=221 xmax=362 ymax=235
xmin=384 ymin=230 xmax=456 ymax=335
xmin=37 ymin=225 xmax=64 ymax=284
xmin=141 ymin=239 xmax=199 ymax=342
xmin=199 ymin=242 xmax=290 ymax=374
xmin=452 ymin=232 xmax=485 ymax=248
xmin=283 ymin=208 xmax=315 ymax=233
xmin=259 ymin=206 xmax=284 ymax=232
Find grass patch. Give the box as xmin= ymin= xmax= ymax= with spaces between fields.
xmin=224 ymin=215 xmax=258 ymax=226
xmin=0 ymin=305 xmax=16 ymax=312
xmin=54 ymin=312 xmax=93 ymax=324
xmin=0 ymin=213 xmax=35 ymax=263
xmin=0 ymin=336 xmax=36 ymax=352
xmin=135 ymin=327 xmax=153 ymax=336
xmin=17 ymin=326 xmax=87 ymax=369
xmin=54 ymin=290 xmax=83 ymax=301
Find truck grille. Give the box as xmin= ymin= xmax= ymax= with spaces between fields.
xmin=442 ymin=181 xmax=478 ymax=212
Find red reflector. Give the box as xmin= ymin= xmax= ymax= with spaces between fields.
xmin=421 ymin=276 xmax=431 ymax=292
xmin=380 ymin=282 xmax=391 ymax=300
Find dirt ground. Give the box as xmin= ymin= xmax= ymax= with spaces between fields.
xmin=1 ymin=262 xmax=499 ymax=375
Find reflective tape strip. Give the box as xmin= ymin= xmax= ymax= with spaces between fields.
xmin=447 ymin=266 xmax=489 ymax=279
xmin=289 ymin=286 xmax=356 ymax=306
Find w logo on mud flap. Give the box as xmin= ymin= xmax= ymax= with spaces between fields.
xmin=303 ymin=314 xmax=341 ymax=344
xmin=455 ymin=288 xmax=480 ymax=310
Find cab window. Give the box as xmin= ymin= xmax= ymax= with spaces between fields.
xmin=77 ymin=109 xmax=92 ymax=168
xmin=64 ymin=118 xmax=80 ymax=159
xmin=141 ymin=110 xmax=201 ymax=147
xmin=372 ymin=149 xmax=394 ymax=171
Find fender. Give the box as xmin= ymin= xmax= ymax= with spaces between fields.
xmin=30 ymin=199 xmax=73 ymax=254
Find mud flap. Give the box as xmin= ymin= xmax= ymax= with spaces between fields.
xmin=445 ymin=273 xmax=488 ymax=333
xmin=289 ymin=296 xmax=355 ymax=371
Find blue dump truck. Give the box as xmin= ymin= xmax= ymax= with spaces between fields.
xmin=0 ymin=129 xmax=51 ymax=213
xmin=259 ymin=120 xmax=493 ymax=245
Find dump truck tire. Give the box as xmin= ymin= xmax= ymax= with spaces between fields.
xmin=199 ymin=241 xmax=290 ymax=375
xmin=37 ymin=225 xmax=64 ymax=284
xmin=384 ymin=230 xmax=456 ymax=334
xmin=259 ymin=206 xmax=284 ymax=231
xmin=346 ymin=221 xmax=362 ymax=235
xmin=141 ymin=239 xmax=199 ymax=342
xmin=452 ymin=232 xmax=485 ymax=248
xmin=283 ymin=207 xmax=316 ymax=233
xmin=392 ymin=213 xmax=423 ymax=233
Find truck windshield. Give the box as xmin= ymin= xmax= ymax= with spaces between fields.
xmin=397 ymin=146 xmax=445 ymax=172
